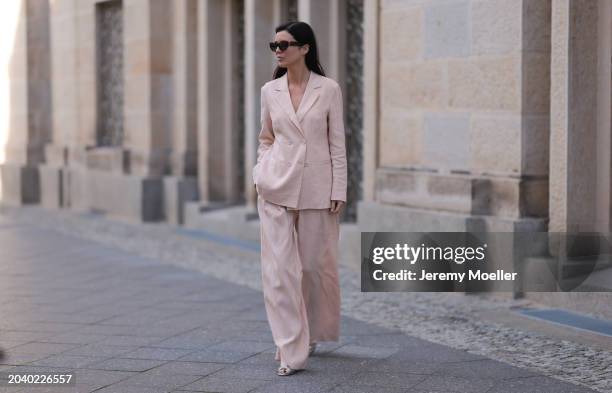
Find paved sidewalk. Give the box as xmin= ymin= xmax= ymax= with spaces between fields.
xmin=0 ymin=211 xmax=602 ymax=392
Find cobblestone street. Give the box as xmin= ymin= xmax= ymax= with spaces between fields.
xmin=0 ymin=206 xmax=609 ymax=393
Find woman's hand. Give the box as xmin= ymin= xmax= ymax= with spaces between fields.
xmin=330 ymin=200 xmax=345 ymax=214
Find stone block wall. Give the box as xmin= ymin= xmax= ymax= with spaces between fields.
xmin=375 ymin=0 xmax=551 ymax=222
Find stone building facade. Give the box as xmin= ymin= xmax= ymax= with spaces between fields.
xmin=1 ymin=0 xmax=611 ymax=311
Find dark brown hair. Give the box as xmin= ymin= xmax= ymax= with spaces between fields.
xmin=272 ymin=21 xmax=326 ymax=79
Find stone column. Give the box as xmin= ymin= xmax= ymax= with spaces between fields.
xmin=44 ymin=0 xmax=113 ymax=212
xmin=41 ymin=0 xmax=90 ymax=210
xmin=197 ymin=0 xmax=243 ymax=204
xmin=595 ymin=0 xmax=612 ymax=234
xmin=599 ymin=0 xmax=612 ymax=234
xmin=244 ymin=0 xmax=278 ymax=210
xmin=0 ymin=0 xmax=52 ymax=206
xmin=124 ymin=0 xmax=173 ymax=178
xmin=362 ymin=0 xmax=379 ymax=202
xmin=298 ymin=0 xmax=345 ymax=83
xmin=274 ymin=0 xmax=293 ymax=23
xmin=163 ymin=0 xmax=199 ymax=225
xmin=530 ymin=0 xmax=612 ymax=309
xmin=549 ymin=0 xmax=600 ymax=233
xmin=170 ymin=0 xmax=198 ymax=179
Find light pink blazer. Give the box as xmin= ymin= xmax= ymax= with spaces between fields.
xmin=253 ymin=71 xmax=347 ymax=209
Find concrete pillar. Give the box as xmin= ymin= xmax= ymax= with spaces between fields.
xmin=274 ymin=0 xmax=291 ymax=23
xmin=0 ymin=0 xmax=52 ymax=206
xmin=197 ymin=0 xmax=242 ymax=204
xmin=244 ymin=0 xmax=278 ymax=210
xmin=171 ymin=0 xmax=198 ymax=178
xmin=124 ymin=0 xmax=173 ymax=177
xmin=549 ymin=0 xmax=600 ymax=233
xmin=164 ymin=0 xmax=199 ymax=226
xmin=362 ymin=0 xmax=379 ymax=202
xmin=596 ymin=0 xmax=612 ymax=234
xmin=41 ymin=0 xmax=89 ymax=209
xmin=298 ymin=0 xmax=346 ymax=83
xmin=42 ymin=0 xmax=100 ymax=210
xmin=46 ymin=0 xmax=86 ymax=167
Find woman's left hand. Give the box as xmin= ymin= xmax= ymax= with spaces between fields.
xmin=330 ymin=200 xmax=345 ymax=214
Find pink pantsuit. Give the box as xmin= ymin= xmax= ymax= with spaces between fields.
xmin=253 ymin=71 xmax=347 ymax=370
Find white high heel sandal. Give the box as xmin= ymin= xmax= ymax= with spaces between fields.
xmin=277 ymin=363 xmax=299 ymax=376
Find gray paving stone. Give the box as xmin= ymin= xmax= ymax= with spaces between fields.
xmin=163 ymin=328 xmax=224 ymax=340
xmin=149 ymin=335 xmax=221 ymax=350
xmin=1 ymin=383 xmax=97 ymax=393
xmin=0 ymin=341 xmax=30 ymax=351
xmin=99 ymin=310 xmax=191 ymax=326
xmin=328 ymin=385 xmax=410 ymax=393
xmin=6 ymin=341 xmax=80 ymax=355
xmin=177 ymin=350 xmax=256 ymax=364
xmin=302 ymin=358 xmax=385 ymax=384
xmin=29 ymin=354 xmax=111 ymax=368
xmin=205 ymin=340 xmax=274 ymax=353
xmin=411 ymin=374 xmax=497 ymax=393
xmin=27 ymin=312 xmax=110 ymax=324
xmin=342 ymin=370 xmax=428 ymax=389
xmin=104 ymin=371 xmax=203 ymax=390
xmin=70 ymin=324 xmax=149 ymax=336
xmin=339 ymin=318 xmax=400 ymax=336
xmin=249 ymin=379 xmax=338 ymax=393
xmin=205 ymin=363 xmax=276 ymax=380
xmin=120 ymin=347 xmax=196 ymax=361
xmin=93 ymin=335 xmax=167 ymax=347
xmin=0 ymin=331 xmax=55 ymax=342
xmin=84 ymin=358 xmax=168 ymax=372
xmin=0 ymin=386 xmax=26 ymax=393
xmin=9 ymin=321 xmax=81 ymax=333
xmin=0 ymin=351 xmax=52 ymax=365
xmin=339 ymin=333 xmax=422 ymax=349
xmin=37 ymin=332 xmax=109 ymax=345
xmin=232 ymin=329 xmax=275 ymax=341
xmin=368 ymin=359 xmax=442 ymax=375
xmin=145 ymin=361 xmax=225 ymax=376
xmin=94 ymin=384 xmax=172 ymax=393
xmin=61 ymin=344 xmax=140 ymax=358
xmin=130 ymin=325 xmax=195 ymax=337
xmin=180 ymin=374 xmax=270 ymax=392
xmin=71 ymin=369 xmax=137 ymax=389
xmin=0 ymin=365 xmax=74 ymax=374
xmin=235 ymin=352 xmax=277 ymax=366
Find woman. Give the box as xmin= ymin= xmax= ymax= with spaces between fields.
xmin=252 ymin=21 xmax=347 ymax=376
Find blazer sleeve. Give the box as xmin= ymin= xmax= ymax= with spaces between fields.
xmin=253 ymin=86 xmax=274 ymax=185
xmin=328 ymin=83 xmax=348 ymax=202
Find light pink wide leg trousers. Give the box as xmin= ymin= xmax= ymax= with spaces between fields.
xmin=257 ymin=195 xmax=341 ymax=370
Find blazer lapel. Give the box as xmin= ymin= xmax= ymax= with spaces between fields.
xmin=271 ymin=72 xmax=322 ymax=137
